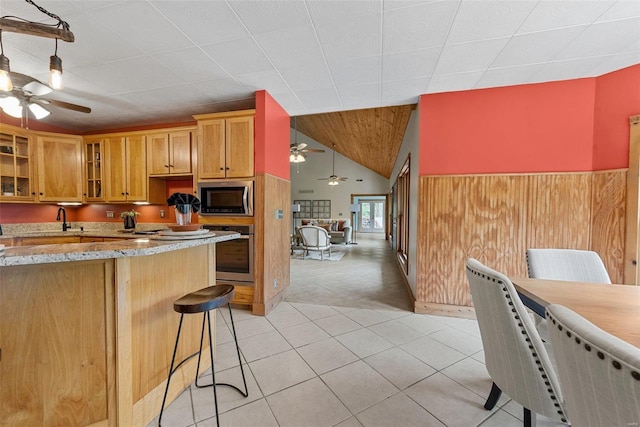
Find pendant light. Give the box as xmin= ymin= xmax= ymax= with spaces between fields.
xmin=49 ymin=38 xmax=64 ymax=90
xmin=0 ymin=31 xmax=13 ymax=92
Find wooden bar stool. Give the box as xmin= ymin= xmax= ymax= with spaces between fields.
xmin=158 ymin=285 xmax=248 ymax=426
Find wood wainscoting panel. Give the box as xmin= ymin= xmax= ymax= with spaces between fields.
xmin=253 ymin=173 xmax=291 ymax=315
xmin=129 ymin=245 xmax=212 ymax=403
xmin=591 ymin=169 xmax=627 ymax=283
xmin=0 ymin=260 xmax=110 ymax=426
xmin=526 ymin=173 xmax=592 ymax=250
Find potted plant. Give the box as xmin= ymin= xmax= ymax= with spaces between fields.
xmin=120 ymin=209 xmax=140 ymax=229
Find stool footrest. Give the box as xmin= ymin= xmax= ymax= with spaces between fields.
xmin=194 ymin=380 xmax=249 ymax=397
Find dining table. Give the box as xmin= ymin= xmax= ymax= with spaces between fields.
xmin=512 ymin=278 xmax=640 ymax=348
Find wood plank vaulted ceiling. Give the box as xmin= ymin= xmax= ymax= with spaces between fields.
xmin=295 ymin=105 xmax=415 ymax=179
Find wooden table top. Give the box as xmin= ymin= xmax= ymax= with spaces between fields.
xmin=512 ymin=278 xmax=640 ymax=348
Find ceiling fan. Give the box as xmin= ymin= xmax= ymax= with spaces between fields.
xmin=0 ymin=71 xmax=91 ymax=121
xmin=318 ymin=144 xmax=347 ymax=186
xmin=290 ymin=117 xmax=324 ymax=163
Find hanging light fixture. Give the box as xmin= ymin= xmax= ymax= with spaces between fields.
xmin=0 ymin=96 xmax=22 ymax=118
xmin=28 ymin=102 xmax=50 ymax=119
xmin=49 ymin=38 xmax=63 ymax=90
xmin=289 ymin=153 xmax=306 ymax=163
xmin=0 ymin=31 xmax=13 ymax=92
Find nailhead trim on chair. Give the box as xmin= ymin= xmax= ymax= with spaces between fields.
xmin=547 ymin=311 xmax=640 ymax=384
xmin=466 ymin=265 xmax=568 ymax=423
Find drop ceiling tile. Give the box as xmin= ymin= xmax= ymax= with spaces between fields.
xmin=255 ymin=26 xmax=325 ymax=70
xmin=152 ymin=47 xmax=230 ymax=83
xmin=382 ymin=47 xmax=440 ymax=82
xmin=268 ymin=91 xmax=306 ymax=115
xmin=491 ymin=26 xmax=587 ymax=68
xmin=531 ymin=57 xmax=613 ymax=82
xmin=585 ymin=52 xmax=640 ymax=76
xmin=434 ymin=38 xmax=510 ymax=75
xmin=381 ymin=77 xmax=428 ymax=105
xmin=200 ymin=38 xmax=274 ymax=75
xmin=553 ymin=17 xmax=640 ymax=60
xmin=338 ymin=83 xmax=382 ymax=109
xmin=475 ymin=64 xmax=544 ymax=89
xmin=237 ymin=69 xmax=291 ymax=94
xmin=518 ymin=1 xmax=614 ymax=33
xmin=307 ymin=0 xmax=381 ymax=24
xmin=296 ymin=88 xmax=342 ymax=112
xmin=0 ymin=0 xmax=80 ymax=21
xmin=330 ymin=56 xmax=382 ymax=88
xmin=597 ymin=0 xmax=640 ymax=22
xmin=383 ymin=1 xmax=458 ymax=53
xmin=196 ymin=77 xmax=254 ymax=100
xmin=117 ymin=84 xmax=212 ymax=108
xmin=447 ymin=0 xmax=537 ymax=43
xmin=86 ymin=2 xmax=193 ymax=54
xmin=383 ymin=0 xmax=440 ymax=11
xmin=229 ymin=0 xmax=310 ymax=35
xmin=153 ymin=1 xmax=249 ymax=45
xmin=315 ymin=13 xmax=382 ymax=63
xmin=279 ymin=64 xmax=335 ymax=92
xmin=427 ymin=71 xmax=484 ymax=94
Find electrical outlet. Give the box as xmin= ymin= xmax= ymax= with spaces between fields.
xmin=160 ymin=209 xmax=165 ymax=218
xmin=273 ymin=278 xmax=277 ymax=289
xmin=106 ymin=211 xmax=114 ymax=218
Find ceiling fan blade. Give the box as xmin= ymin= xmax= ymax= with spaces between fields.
xmin=43 ymin=98 xmax=91 ymax=113
xmin=23 ymin=81 xmax=52 ymax=96
xmin=8 ymin=72 xmax=39 ymax=88
xmin=301 ymin=148 xmax=325 ymax=153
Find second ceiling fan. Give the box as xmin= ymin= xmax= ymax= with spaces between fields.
xmin=318 ymin=144 xmax=347 ymax=186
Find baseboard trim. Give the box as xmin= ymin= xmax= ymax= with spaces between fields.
xmin=414 ymin=302 xmax=476 ymax=319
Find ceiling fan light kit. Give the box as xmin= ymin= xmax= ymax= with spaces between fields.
xmin=318 ymin=144 xmax=348 ymax=186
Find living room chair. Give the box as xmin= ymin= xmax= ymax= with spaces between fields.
xmin=465 ymin=258 xmax=568 ymax=427
xmin=299 ymin=225 xmax=332 ymax=261
xmin=526 ymin=248 xmax=611 ymax=340
xmin=546 ymin=304 xmax=640 ymax=427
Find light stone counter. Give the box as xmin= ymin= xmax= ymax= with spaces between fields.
xmin=0 ymin=231 xmax=239 ymax=267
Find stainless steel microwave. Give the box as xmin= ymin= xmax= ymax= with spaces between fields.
xmin=197 ymin=180 xmax=254 ymax=216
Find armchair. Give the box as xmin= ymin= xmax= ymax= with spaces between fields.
xmin=298 ymin=225 xmax=332 ymax=260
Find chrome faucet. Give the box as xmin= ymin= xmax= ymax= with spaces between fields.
xmin=56 ymin=207 xmax=70 ymax=231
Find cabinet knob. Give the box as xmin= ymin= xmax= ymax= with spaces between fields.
xmin=39 ymin=192 xmax=43 ymax=196
xmin=121 ymin=192 xmax=125 ymax=195
xmin=164 ymin=165 xmax=169 ymax=168
xmin=226 ymin=167 xmax=230 ymax=170
xmin=220 ymin=167 xmax=224 ymax=170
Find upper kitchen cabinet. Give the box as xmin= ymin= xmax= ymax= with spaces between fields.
xmin=147 ymin=130 xmax=193 ymax=176
xmin=194 ymin=110 xmax=254 ymax=179
xmin=104 ymin=135 xmax=163 ymax=203
xmin=83 ymin=139 xmax=104 ymax=202
xmin=0 ymin=126 xmax=35 ymax=202
xmin=36 ymin=133 xmax=83 ymax=202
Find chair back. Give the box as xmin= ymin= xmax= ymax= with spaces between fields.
xmin=465 ymin=258 xmax=567 ymax=423
xmin=526 ymin=249 xmax=611 ymax=284
xmin=299 ymin=226 xmax=330 ymax=248
xmin=546 ymin=304 xmax=640 ymax=427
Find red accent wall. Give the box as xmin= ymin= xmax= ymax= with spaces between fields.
xmin=254 ymin=90 xmax=291 ymax=180
xmin=419 ymin=78 xmax=597 ymax=175
xmin=593 ymin=64 xmax=640 ymax=170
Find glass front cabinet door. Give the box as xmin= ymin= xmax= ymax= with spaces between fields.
xmin=0 ymin=130 xmax=34 ymax=201
xmin=84 ymin=139 xmax=104 ymax=202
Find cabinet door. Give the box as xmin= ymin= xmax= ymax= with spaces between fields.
xmin=197 ymin=119 xmax=226 ymax=179
xmin=225 ymin=116 xmax=254 ymax=178
xmin=36 ymin=135 xmax=83 ymax=202
xmin=125 ymin=135 xmax=147 ymax=201
xmin=105 ymin=137 xmax=127 ymax=202
xmin=147 ymin=133 xmax=170 ymax=175
xmin=169 ymin=131 xmax=192 ymax=174
xmin=0 ymin=130 xmax=35 ymax=201
xmin=84 ymin=140 xmax=104 ymax=202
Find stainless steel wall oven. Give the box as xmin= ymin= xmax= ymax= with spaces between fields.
xmin=202 ymin=224 xmax=254 ymax=283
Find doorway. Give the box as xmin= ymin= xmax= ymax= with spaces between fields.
xmin=358 ymin=199 xmax=385 ymax=233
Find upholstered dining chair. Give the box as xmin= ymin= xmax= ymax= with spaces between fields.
xmin=298 ymin=225 xmax=332 ymax=260
xmin=465 ymin=258 xmax=568 ymax=427
xmin=526 ymin=249 xmax=611 ymax=284
xmin=526 ymin=249 xmax=611 ymax=340
xmin=546 ymin=304 xmax=640 ymax=427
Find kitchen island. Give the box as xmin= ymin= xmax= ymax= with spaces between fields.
xmin=0 ymin=232 xmax=239 ymax=426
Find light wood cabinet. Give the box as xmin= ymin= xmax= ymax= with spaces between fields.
xmin=36 ymin=134 xmax=83 ymax=202
xmin=84 ymin=139 xmax=104 ymax=202
xmin=105 ymin=135 xmax=148 ymax=202
xmin=195 ymin=111 xmax=254 ymax=179
xmin=16 ymin=236 xmax=82 ymax=245
xmin=0 ymin=128 xmax=35 ymax=202
xmin=147 ymin=131 xmax=192 ymax=176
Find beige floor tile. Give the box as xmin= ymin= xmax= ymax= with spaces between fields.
xmin=343 ymin=308 xmax=394 ymax=327
xmin=367 ymin=317 xmax=427 ymax=345
xmin=249 ymin=349 xmax=316 ymax=396
xmin=233 ymin=316 xmax=275 ymax=339
xmin=289 ymin=302 xmax=341 ymax=320
xmin=400 ymin=335 xmax=467 ymax=370
xmin=334 ymin=417 xmax=364 ymax=427
xmin=237 ymin=329 xmax=292 ymax=362
xmin=429 ymin=327 xmax=484 ymax=356
xmin=363 ymin=347 xmax=436 ymax=390
xmin=398 ymin=314 xmax=449 ymax=335
xmin=356 ymin=392 xmax=445 ymax=427
xmin=314 ymin=313 xmax=363 ymax=336
xmin=212 ymin=340 xmax=244 ymax=373
xmin=266 ymin=308 xmax=309 ymax=330
xmin=150 ymin=387 xmax=193 ymax=427
xmin=440 ymin=357 xmax=494 ymax=399
xmin=266 ymin=378 xmax=351 ymax=427
xmin=335 ymin=328 xmax=394 ymax=358
xmin=196 ymin=398 xmax=279 ymax=427
xmin=478 ymin=409 xmax=521 ymax=426
xmin=321 ymin=360 xmax=398 ymax=413
xmin=278 ymin=320 xmax=330 ymax=348
xmin=296 ymin=337 xmax=359 ymax=375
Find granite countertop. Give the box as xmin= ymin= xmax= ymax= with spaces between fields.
xmin=0 ymin=230 xmax=240 ymax=267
